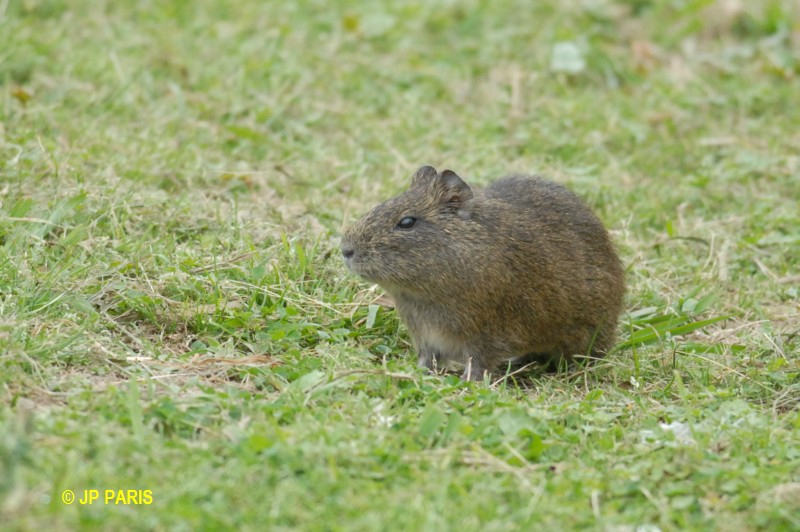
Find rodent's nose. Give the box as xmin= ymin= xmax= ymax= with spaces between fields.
xmin=341 ymin=246 xmax=355 ymax=259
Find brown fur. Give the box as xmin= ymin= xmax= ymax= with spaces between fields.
xmin=341 ymin=166 xmax=625 ymax=381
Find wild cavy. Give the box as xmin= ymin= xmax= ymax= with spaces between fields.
xmin=341 ymin=166 xmax=625 ymax=381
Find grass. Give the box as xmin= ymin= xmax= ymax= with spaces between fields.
xmin=1 ymin=0 xmax=799 ymax=529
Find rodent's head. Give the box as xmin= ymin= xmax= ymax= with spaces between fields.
xmin=341 ymin=166 xmax=477 ymax=294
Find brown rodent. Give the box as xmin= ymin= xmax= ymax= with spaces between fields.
xmin=341 ymin=166 xmax=625 ymax=381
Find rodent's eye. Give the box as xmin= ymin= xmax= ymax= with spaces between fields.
xmin=396 ymin=216 xmax=417 ymax=230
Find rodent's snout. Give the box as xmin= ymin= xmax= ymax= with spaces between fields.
xmin=340 ymin=234 xmax=356 ymax=260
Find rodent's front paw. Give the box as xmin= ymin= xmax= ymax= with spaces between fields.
xmin=461 ymin=357 xmax=488 ymax=382
xmin=417 ymin=349 xmax=437 ymax=371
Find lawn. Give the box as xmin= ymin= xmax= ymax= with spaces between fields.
xmin=1 ymin=0 xmax=799 ymax=530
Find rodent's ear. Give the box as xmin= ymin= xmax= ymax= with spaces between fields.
xmin=411 ymin=165 xmax=438 ymax=187
xmin=436 ymin=170 xmax=473 ymax=207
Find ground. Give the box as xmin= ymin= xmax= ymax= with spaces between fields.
xmin=1 ymin=0 xmax=799 ymax=530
